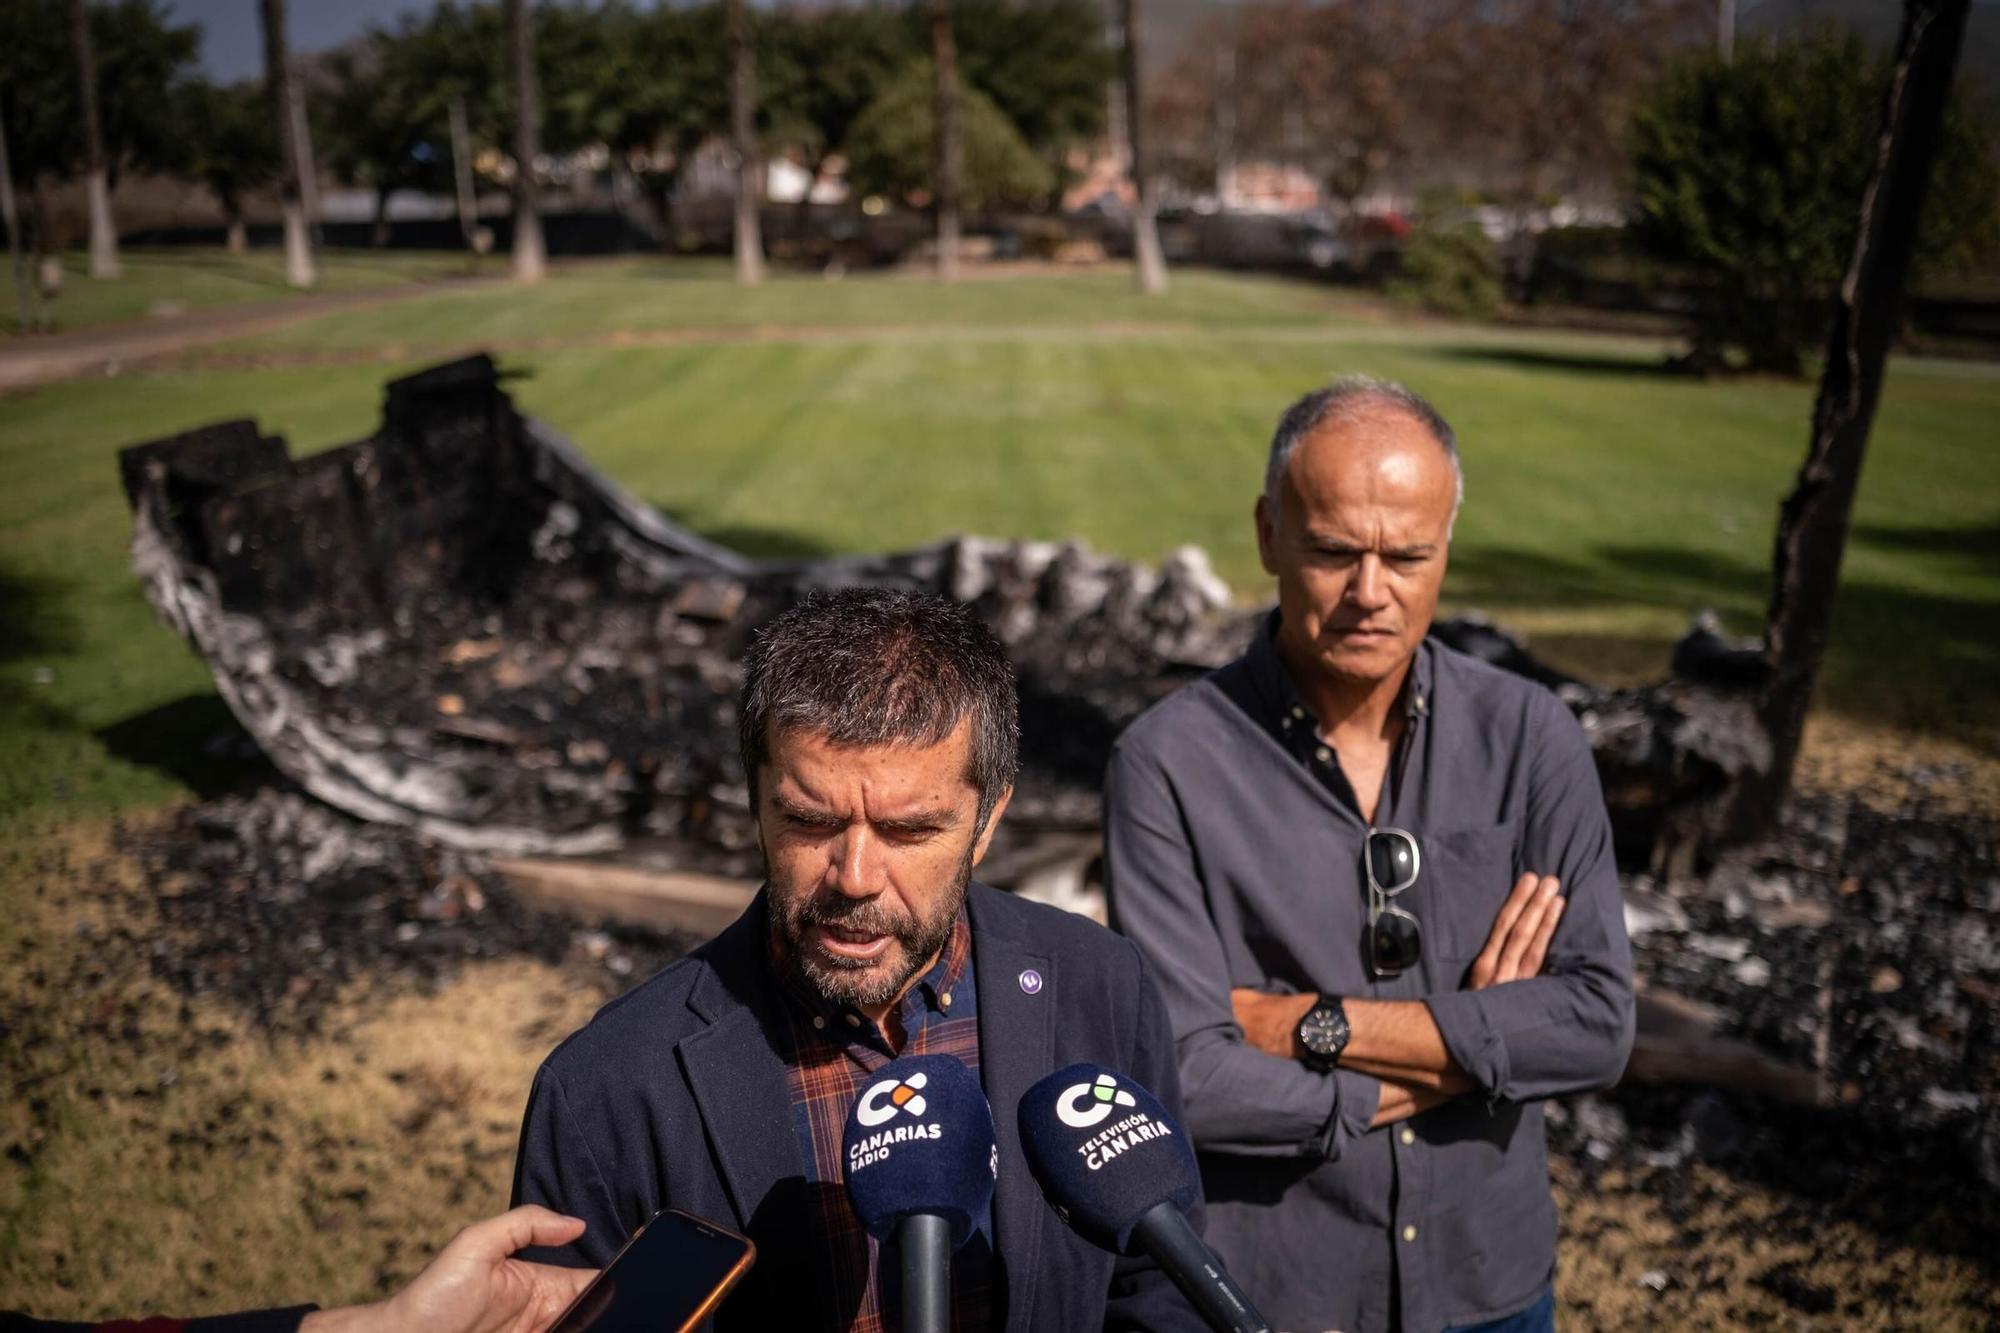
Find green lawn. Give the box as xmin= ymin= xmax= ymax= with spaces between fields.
xmin=3 ymin=260 xmax=1996 ymax=826
xmin=2 ymin=247 xmax=496 ymax=337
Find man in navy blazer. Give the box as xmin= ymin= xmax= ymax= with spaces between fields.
xmin=511 ymin=588 xmax=1202 ymax=1333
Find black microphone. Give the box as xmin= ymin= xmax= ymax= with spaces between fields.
xmin=1018 ymin=1063 xmax=1271 ymax=1333
xmin=842 ymin=1054 xmax=997 ymax=1333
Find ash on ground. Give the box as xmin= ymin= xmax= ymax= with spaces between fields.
xmin=89 ymin=771 xmax=2000 ymax=1316
xmin=1549 ymin=784 xmax=1999 ymax=1297
xmin=120 ymin=787 xmax=694 ymax=1035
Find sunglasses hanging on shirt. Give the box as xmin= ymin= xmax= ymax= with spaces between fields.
xmin=1365 ymin=827 xmax=1422 ymax=979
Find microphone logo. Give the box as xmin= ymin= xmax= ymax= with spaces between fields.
xmin=1055 ymin=1072 xmax=1139 ymax=1129
xmin=856 ymin=1071 xmax=931 ymax=1127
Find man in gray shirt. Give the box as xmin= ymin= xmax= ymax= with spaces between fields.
xmin=1104 ymin=377 xmax=1634 ymax=1333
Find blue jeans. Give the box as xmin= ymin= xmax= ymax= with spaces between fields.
xmin=1444 ymin=1286 xmax=1556 ymax=1333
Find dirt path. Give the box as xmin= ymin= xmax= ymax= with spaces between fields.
xmin=0 ymin=274 xmax=499 ymax=393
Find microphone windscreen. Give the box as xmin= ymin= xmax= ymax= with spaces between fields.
xmin=841 ymin=1053 xmax=997 ymax=1250
xmin=1017 ymin=1063 xmax=1200 ymax=1255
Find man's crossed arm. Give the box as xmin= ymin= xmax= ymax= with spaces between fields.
xmin=1230 ymin=872 xmax=1567 ymax=1126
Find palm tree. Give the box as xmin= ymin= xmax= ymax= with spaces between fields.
xmin=66 ymin=0 xmax=119 ymax=278
xmin=1120 ymin=0 xmax=1167 ymax=294
xmin=726 ymin=0 xmax=765 ymax=285
xmin=1 ymin=103 xmax=45 ymax=331
xmin=258 ymin=0 xmax=315 ymax=288
xmin=507 ymin=0 xmax=546 ymax=283
xmin=930 ymin=0 xmax=961 ymax=281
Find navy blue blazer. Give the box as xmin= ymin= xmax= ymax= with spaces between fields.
xmin=510 ymin=881 xmax=1207 ymax=1333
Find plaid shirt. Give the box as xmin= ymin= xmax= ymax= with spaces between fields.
xmin=769 ymin=912 xmax=994 ymax=1333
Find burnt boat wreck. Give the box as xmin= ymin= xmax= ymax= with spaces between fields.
xmin=117 ymin=357 xmax=2000 ymax=1167
xmin=120 ymin=354 xmax=1768 ymax=884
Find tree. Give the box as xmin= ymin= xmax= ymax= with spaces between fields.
xmin=1629 ymin=27 xmax=1997 ymax=375
xmin=1 ymin=104 xmax=46 ymax=331
xmin=258 ymin=0 xmax=315 ymax=288
xmin=1445 ymin=0 xmax=1709 ymax=214
xmin=316 ymin=47 xmax=440 ymax=246
xmin=1726 ymin=0 xmax=1976 ymax=841
xmin=506 ymin=0 xmax=546 ymax=282
xmin=329 ymin=2 xmax=504 ymax=252
xmin=725 ymin=0 xmax=764 ymax=283
xmin=181 ymin=80 xmax=277 ymax=253
xmin=1118 ymin=0 xmax=1165 ymax=294
xmin=930 ymin=0 xmax=962 ymax=279
xmin=844 ymin=61 xmax=1053 ymax=211
xmin=949 ymin=0 xmax=1111 ymax=204
xmin=67 ymin=0 xmax=120 ymax=276
xmin=1 ymin=0 xmax=197 ymax=252
xmin=603 ymin=3 xmax=727 ymax=243
xmin=761 ymin=6 xmax=913 ymax=235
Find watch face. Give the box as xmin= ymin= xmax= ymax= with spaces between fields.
xmin=1299 ymin=1004 xmax=1347 ymax=1056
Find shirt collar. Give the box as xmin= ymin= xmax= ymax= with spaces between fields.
xmin=768 ymin=905 xmax=973 ymax=1038
xmin=1246 ymin=609 xmax=1434 ymax=745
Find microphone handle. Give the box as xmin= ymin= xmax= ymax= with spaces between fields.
xmin=1132 ymin=1200 xmax=1272 ymax=1333
xmin=896 ymin=1211 xmax=952 ymax=1333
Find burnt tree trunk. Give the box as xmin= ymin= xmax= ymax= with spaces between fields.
xmin=931 ymin=0 xmax=962 ymax=282
xmin=67 ymin=0 xmax=120 ymax=279
xmin=259 ymin=0 xmax=315 ymax=289
xmin=726 ymin=0 xmax=765 ymax=286
xmin=508 ymin=0 xmax=547 ymax=284
xmin=1729 ymin=0 xmax=1971 ymax=840
xmin=1119 ymin=0 xmax=1167 ymax=295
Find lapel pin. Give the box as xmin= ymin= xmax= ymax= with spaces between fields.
xmin=1017 ymin=969 xmax=1043 ymax=996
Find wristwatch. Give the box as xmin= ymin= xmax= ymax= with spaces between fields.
xmin=1295 ymin=994 xmax=1351 ymax=1072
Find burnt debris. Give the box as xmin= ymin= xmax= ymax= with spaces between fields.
xmin=139 ymin=789 xmax=693 ymax=1032
xmin=122 ymin=354 xmax=1772 ymax=878
xmin=102 ymin=353 xmax=1997 ymax=1250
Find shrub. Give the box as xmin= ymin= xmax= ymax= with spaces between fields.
xmin=1391 ymin=221 xmax=1504 ymax=320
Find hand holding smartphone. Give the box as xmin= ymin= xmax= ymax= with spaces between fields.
xmin=548 ymin=1208 xmax=756 ymax=1332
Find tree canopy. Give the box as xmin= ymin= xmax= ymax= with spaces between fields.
xmin=178 ymin=79 xmax=278 ymax=224
xmin=1629 ymin=28 xmax=1999 ymax=373
xmin=0 ymin=0 xmax=200 ymax=190
xmin=844 ymin=60 xmax=1053 ymax=211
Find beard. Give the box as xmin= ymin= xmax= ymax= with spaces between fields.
xmin=771 ymin=841 xmax=975 ymax=1009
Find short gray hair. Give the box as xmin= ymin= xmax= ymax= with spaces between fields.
xmin=1263 ymin=375 xmax=1464 ymax=527
xmin=739 ymin=587 xmax=1021 ymax=827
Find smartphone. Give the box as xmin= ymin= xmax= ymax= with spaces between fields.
xmin=549 ymin=1207 xmax=757 ymax=1332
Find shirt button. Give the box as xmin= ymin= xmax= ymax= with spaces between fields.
xmin=940 ymin=991 xmax=953 ymax=1009
xmin=1400 ymin=1128 xmax=1415 ymax=1146
xmin=1315 ymin=746 xmax=1332 ymax=763
xmin=1291 ymin=707 xmax=1305 ymax=719
xmin=844 ymin=1013 xmax=861 ymax=1027
xmin=1402 ymin=1225 xmax=1418 ymax=1243
xmin=812 ymin=1016 xmax=826 ymax=1030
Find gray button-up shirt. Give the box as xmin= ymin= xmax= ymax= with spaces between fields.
xmin=1105 ymin=617 xmax=1634 ymax=1333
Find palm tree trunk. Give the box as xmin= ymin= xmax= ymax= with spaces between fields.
xmin=449 ymin=94 xmax=477 ymax=252
xmin=66 ymin=0 xmax=120 ymax=278
xmin=930 ymin=0 xmax=961 ymax=282
xmin=226 ymin=213 xmax=248 ymax=255
xmin=726 ymin=0 xmax=765 ymax=285
xmin=508 ymin=0 xmax=547 ymax=283
xmin=259 ymin=0 xmax=316 ymax=288
xmin=1120 ymin=0 xmax=1167 ymax=295
xmin=0 ymin=104 xmax=45 ymax=331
